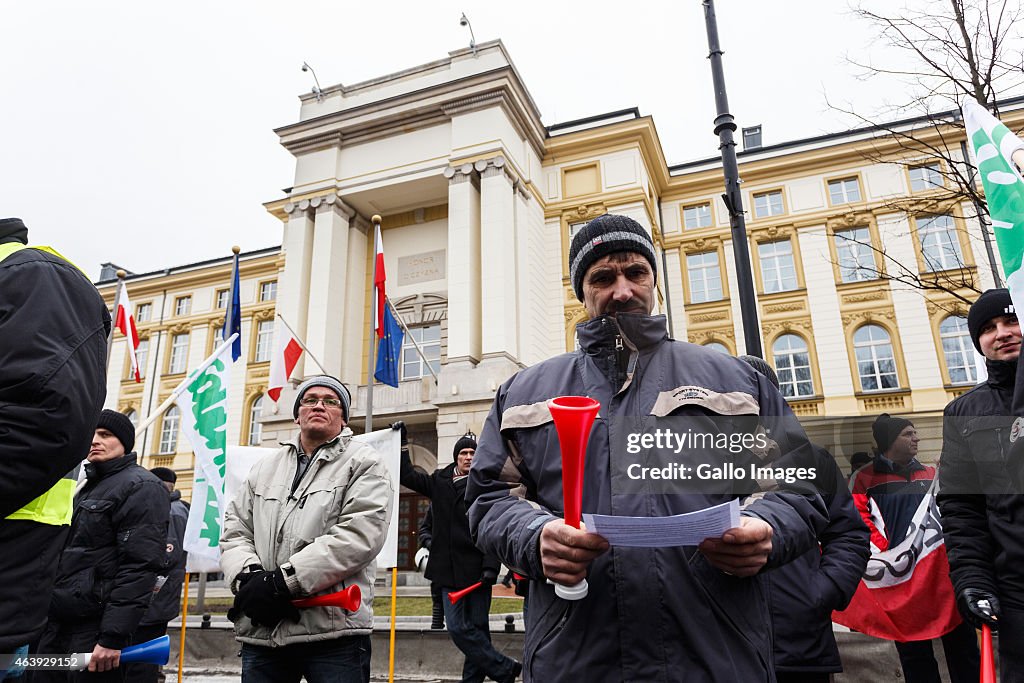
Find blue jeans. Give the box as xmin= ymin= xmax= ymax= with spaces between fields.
xmin=441 ymin=585 xmax=518 ymax=683
xmin=240 ymin=636 xmax=370 ymax=683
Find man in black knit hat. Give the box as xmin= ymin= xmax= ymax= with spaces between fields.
xmin=398 ymin=428 xmax=520 ymax=683
xmin=939 ymin=287 xmax=1024 ymax=682
xmin=35 ymin=410 xmax=169 ymax=682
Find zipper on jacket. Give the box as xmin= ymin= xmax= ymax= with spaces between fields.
xmin=527 ymin=602 xmax=573 ymax=680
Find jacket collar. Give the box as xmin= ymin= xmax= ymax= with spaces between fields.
xmin=874 ymin=453 xmax=925 ymax=476
xmin=85 ymin=452 xmax=138 ymax=481
xmin=283 ymin=427 xmax=351 ymax=461
xmin=985 ymin=358 xmax=1017 ymax=389
xmin=576 ymin=313 xmax=669 ymax=353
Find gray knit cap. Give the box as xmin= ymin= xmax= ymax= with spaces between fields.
xmin=568 ymin=214 xmax=657 ymax=302
xmin=293 ymin=375 xmax=351 ymax=420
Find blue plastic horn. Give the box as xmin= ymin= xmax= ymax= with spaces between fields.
xmin=74 ymin=635 xmax=170 ymax=670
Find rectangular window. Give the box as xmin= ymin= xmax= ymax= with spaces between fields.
xmin=834 ymin=228 xmax=875 ymax=282
xmin=135 ymin=302 xmax=152 ymax=323
xmin=174 ymin=296 xmax=191 ymax=317
xmin=168 ymin=333 xmax=189 ymax=374
xmin=753 ymin=190 xmax=784 ymax=218
xmin=686 ymin=252 xmax=723 ymax=303
xmin=759 ymin=240 xmax=798 ymax=293
xmin=910 ymin=163 xmax=943 ymax=192
xmin=215 ymin=289 xmax=229 ymax=309
xmin=828 ymin=177 xmax=861 ymax=205
xmin=401 ymin=323 xmax=442 ymax=380
xmin=129 ymin=339 xmax=149 ymax=380
xmin=683 ymin=203 xmax=712 ymax=230
xmin=254 ymin=320 xmax=273 ymax=363
xmin=917 ymin=214 xmax=964 ymax=271
xmin=259 ymin=281 xmax=278 ymax=302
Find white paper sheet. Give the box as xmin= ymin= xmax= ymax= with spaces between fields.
xmin=582 ymin=499 xmax=741 ymax=547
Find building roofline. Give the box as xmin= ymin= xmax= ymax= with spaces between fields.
xmin=94 ymin=244 xmax=281 ymax=286
xmin=546 ymin=108 xmax=642 ymax=135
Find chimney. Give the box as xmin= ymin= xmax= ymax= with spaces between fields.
xmin=742 ymin=125 xmax=762 ymax=151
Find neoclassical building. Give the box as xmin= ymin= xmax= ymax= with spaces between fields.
xmin=98 ymin=40 xmax=1016 ymax=567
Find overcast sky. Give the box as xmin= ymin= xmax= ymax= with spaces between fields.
xmin=2 ymin=1 xmax=913 ymax=280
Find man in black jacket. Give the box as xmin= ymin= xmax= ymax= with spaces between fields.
xmin=0 ymin=218 xmax=110 ymax=661
xmin=740 ymin=355 xmax=870 ymax=683
xmin=398 ymin=428 xmax=521 ymax=683
xmin=123 ymin=468 xmax=189 ymax=683
xmin=34 ymin=410 xmax=169 ymax=682
xmin=938 ymin=287 xmax=1024 ymax=682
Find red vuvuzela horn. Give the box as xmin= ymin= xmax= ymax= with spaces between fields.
xmin=291 ymin=585 xmax=362 ymax=611
xmin=447 ymin=582 xmax=482 ymax=605
xmin=981 ymin=624 xmax=996 ymax=683
xmin=548 ymin=395 xmax=600 ymax=601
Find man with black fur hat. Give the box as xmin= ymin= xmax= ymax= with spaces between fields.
xmin=0 ymin=217 xmax=110 ymax=666
xmin=938 ymin=287 xmax=1024 ymax=682
xmin=468 ymin=213 xmax=828 ymax=681
xmin=398 ymin=428 xmax=521 ymax=683
xmin=34 ymin=410 xmax=170 ymax=682
xmin=851 ymin=414 xmax=979 ymax=682
xmin=221 ymin=375 xmax=393 ymax=683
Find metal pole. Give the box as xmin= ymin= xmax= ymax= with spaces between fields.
xmin=105 ymin=272 xmax=125 ymax=374
xmin=960 ymin=139 xmax=1003 ymax=287
xmin=703 ymin=0 xmax=762 ymax=357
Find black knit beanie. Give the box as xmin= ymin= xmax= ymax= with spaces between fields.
xmin=452 ymin=434 xmax=478 ymax=458
xmin=968 ymin=288 xmax=1015 ymax=353
xmin=0 ymin=218 xmax=28 ymax=245
xmin=872 ymin=413 xmax=913 ymax=454
xmin=97 ymin=409 xmax=136 ymax=454
xmin=738 ymin=354 xmax=780 ymax=390
xmin=150 ymin=467 xmax=177 ymax=484
xmin=568 ymin=214 xmax=657 ymax=302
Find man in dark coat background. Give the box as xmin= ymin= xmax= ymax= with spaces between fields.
xmin=33 ymin=410 xmax=169 ymax=682
xmin=398 ymin=427 xmax=521 ymax=683
xmin=0 ymin=218 xmax=110 ymax=665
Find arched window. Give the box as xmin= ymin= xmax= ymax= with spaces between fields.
xmin=940 ymin=315 xmax=977 ymax=385
xmin=249 ymin=396 xmax=264 ymax=446
xmin=772 ymin=334 xmax=814 ymax=398
xmin=159 ymin=406 xmax=180 ymax=454
xmin=853 ymin=325 xmax=898 ymax=391
xmin=703 ymin=341 xmax=729 ymax=354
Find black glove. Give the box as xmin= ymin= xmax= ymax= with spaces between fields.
xmin=391 ymin=421 xmax=408 ymax=448
xmin=227 ymin=566 xmax=263 ymax=622
xmin=231 ymin=569 xmax=300 ymax=628
xmin=480 ymin=568 xmax=499 ymax=586
xmin=958 ymin=588 xmax=1001 ymax=630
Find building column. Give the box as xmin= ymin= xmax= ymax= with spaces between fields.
xmin=305 ymin=194 xmax=355 ymax=378
xmin=342 ymin=215 xmax=370 ymax=386
xmin=443 ymin=163 xmax=481 ymax=366
xmin=279 ymin=201 xmax=316 ymax=378
xmin=477 ymin=156 xmax=519 ymax=365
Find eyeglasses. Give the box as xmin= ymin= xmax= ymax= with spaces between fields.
xmin=299 ymin=397 xmax=343 ymax=409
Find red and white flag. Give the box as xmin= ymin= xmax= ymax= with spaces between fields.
xmin=832 ymin=486 xmax=962 ymax=641
xmin=267 ymin=320 xmax=304 ymax=402
xmin=114 ymin=280 xmax=141 ymax=383
xmin=373 ymin=223 xmax=386 ymax=338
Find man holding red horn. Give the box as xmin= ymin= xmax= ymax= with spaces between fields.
xmin=468 ymin=214 xmax=828 ymax=681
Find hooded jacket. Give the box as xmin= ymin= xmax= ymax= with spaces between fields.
xmin=49 ymin=454 xmax=170 ymax=649
xmin=220 ymin=428 xmax=394 ymax=647
xmin=468 ymin=313 xmax=827 ymax=682
xmin=938 ymin=358 xmax=1024 ymax=609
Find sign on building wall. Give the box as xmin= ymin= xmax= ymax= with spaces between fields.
xmin=398 ymin=250 xmax=446 ymax=286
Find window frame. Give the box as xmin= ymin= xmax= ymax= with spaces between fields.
xmin=167 ymin=332 xmax=190 ymax=375
xmin=248 ymin=395 xmax=264 ymax=446
xmin=400 ymin=323 xmax=442 ymax=381
xmin=682 ymin=202 xmax=713 ymax=230
xmin=827 ymin=176 xmax=862 ymax=206
xmin=772 ymin=333 xmax=815 ymax=398
xmin=174 ymin=295 xmax=192 ymax=317
xmin=159 ymin=406 xmax=180 ymax=455
xmin=916 ymin=213 xmax=965 ymax=272
xmin=758 ymin=239 xmax=799 ymax=294
xmin=258 ymin=280 xmax=278 ymax=303
xmin=833 ymin=226 xmax=877 ymax=283
xmin=135 ymin=302 xmax=152 ymax=323
xmin=686 ymin=250 xmax=724 ymax=304
xmin=909 ymin=162 xmax=944 ymax=192
xmin=939 ymin=315 xmax=978 ymax=385
xmin=752 ymin=189 xmax=785 ymax=219
xmin=853 ymin=324 xmax=900 ymax=392
xmin=253 ymin=319 xmax=273 ymax=363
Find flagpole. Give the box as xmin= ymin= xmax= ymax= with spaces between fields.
xmin=276 ymin=313 xmax=327 ymax=375
xmin=106 ymin=271 xmax=126 ymax=374
xmin=365 ymin=215 xmax=382 ymax=434
xmin=134 ymin=333 xmax=240 ymax=437
xmin=385 ymin=296 xmax=438 ymax=384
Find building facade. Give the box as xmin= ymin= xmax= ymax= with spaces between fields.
xmin=99 ymin=40 xmax=1015 ymax=567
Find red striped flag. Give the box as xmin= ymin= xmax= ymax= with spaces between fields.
xmin=114 ymin=280 xmax=141 ymax=383
xmin=374 ymin=223 xmax=386 ymax=338
xmin=267 ymin=321 xmax=304 ymax=402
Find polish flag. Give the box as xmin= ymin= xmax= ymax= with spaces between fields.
xmin=267 ymin=321 xmax=304 ymax=402
xmin=374 ymin=223 xmax=386 ymax=338
xmin=114 ymin=280 xmax=141 ymax=383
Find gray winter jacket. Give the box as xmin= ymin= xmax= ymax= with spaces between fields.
xmin=468 ymin=313 xmax=827 ymax=682
xmin=221 ymin=428 xmax=394 ymax=646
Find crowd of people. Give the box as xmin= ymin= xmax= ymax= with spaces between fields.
xmin=3 ymin=212 xmax=1023 ymax=682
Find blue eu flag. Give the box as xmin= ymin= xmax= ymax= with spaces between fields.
xmin=374 ymin=305 xmax=403 ymax=388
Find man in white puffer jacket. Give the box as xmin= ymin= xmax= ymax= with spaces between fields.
xmin=221 ymin=375 xmax=394 ymax=683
